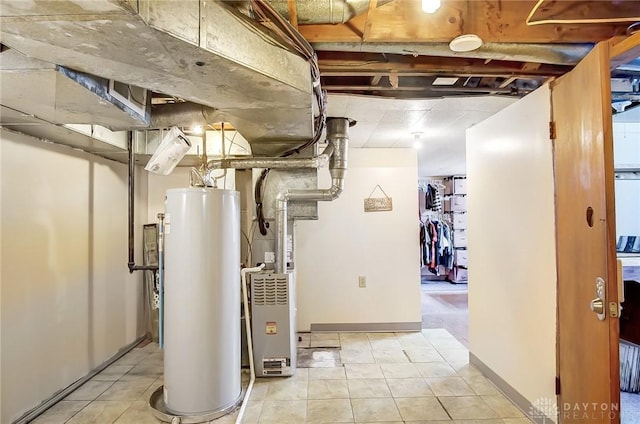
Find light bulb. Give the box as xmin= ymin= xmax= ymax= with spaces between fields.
xmin=192 ymin=125 xmax=203 ymax=135
xmin=422 ymin=0 xmax=441 ymax=13
xmin=413 ymin=141 xmax=422 ymax=149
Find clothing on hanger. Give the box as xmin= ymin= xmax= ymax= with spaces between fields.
xmin=425 ymin=184 xmax=442 ymax=211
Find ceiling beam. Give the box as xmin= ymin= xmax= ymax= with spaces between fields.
xmin=362 ymin=0 xmax=378 ymax=41
xmin=323 ymin=85 xmax=518 ymax=94
xmin=611 ymin=31 xmax=640 ymax=69
xmin=317 ymin=51 xmax=571 ymax=77
xmin=322 ymin=70 xmax=547 ymax=79
xmin=499 ymin=76 xmax=517 ymax=88
xmin=527 ymin=1 xmax=640 ymax=25
xmin=287 ymin=0 xmax=298 ymax=29
xmin=298 ymin=1 xmax=629 ymax=43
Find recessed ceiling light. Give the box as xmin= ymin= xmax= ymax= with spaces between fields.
xmin=433 ymin=77 xmax=459 ymax=86
xmin=449 ymin=34 xmax=483 ymax=52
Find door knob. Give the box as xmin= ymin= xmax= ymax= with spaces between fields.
xmin=590 ymin=298 xmax=604 ymax=315
xmin=590 ymin=277 xmax=606 ymax=321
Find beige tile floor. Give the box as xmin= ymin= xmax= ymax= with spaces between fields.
xmin=33 ymin=330 xmax=533 ymax=423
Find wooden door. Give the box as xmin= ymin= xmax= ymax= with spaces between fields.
xmin=552 ymin=42 xmax=619 ymax=423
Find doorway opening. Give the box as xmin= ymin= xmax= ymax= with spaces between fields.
xmin=419 ymin=176 xmax=469 ymax=347
xmin=612 ymin=52 xmax=640 ymax=423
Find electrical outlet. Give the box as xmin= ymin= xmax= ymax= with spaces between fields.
xmin=358 ymin=276 xmax=366 ymax=288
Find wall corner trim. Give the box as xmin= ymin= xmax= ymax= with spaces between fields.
xmin=469 ymin=352 xmax=557 ymax=424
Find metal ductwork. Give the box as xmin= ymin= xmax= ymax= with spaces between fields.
xmin=312 ymin=42 xmax=594 ymax=66
xmin=206 ymin=143 xmax=334 ymax=171
xmin=275 ymin=117 xmax=351 ymax=273
xmin=149 ymin=103 xmax=220 ymax=131
xmin=0 ymin=49 xmax=149 ymax=130
xmin=263 ymin=0 xmax=394 ymax=25
xmin=0 ymin=0 xmax=315 ymax=157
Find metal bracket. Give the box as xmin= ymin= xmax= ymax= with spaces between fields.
xmin=609 ymin=302 xmax=619 ymax=318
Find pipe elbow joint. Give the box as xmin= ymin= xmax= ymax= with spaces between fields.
xmin=329 ymin=185 xmax=343 ymax=200
xmin=276 ymin=191 xmax=289 ymax=202
xmin=206 ymin=160 xmax=223 ymax=171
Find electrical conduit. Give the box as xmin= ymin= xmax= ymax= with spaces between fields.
xmin=236 ymin=263 xmax=266 ymax=424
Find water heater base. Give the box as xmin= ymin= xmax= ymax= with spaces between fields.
xmin=148 ymin=386 xmax=243 ymax=423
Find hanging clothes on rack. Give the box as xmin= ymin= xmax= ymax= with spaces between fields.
xmin=420 ymin=221 xmax=428 ymax=268
xmin=440 ymin=222 xmax=454 ymax=269
xmin=421 ymin=216 xmax=453 ymax=276
xmin=425 ymin=184 xmax=442 ymax=211
xmin=425 ymin=218 xmax=439 ymax=275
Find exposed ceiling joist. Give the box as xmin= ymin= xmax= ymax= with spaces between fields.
xmin=362 ymin=0 xmax=378 ymax=41
xmin=298 ymin=0 xmax=630 ymax=43
xmin=286 ymin=0 xmax=298 ymax=28
xmin=527 ymin=1 xmax=640 ymax=26
xmin=323 ymin=85 xmax=514 ymax=93
xmin=317 ymin=51 xmax=571 ymax=77
xmin=611 ymin=31 xmax=640 ymax=69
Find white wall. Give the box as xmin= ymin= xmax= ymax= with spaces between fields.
xmin=466 ymin=85 xmax=557 ymax=414
xmin=145 ymin=149 xmax=421 ymax=332
xmin=147 ymin=168 xmax=235 ymax=223
xmin=0 ymin=126 xmax=3 ymax=423
xmin=295 ymin=148 xmax=422 ymax=331
xmin=0 ymin=130 xmax=148 ymax=423
xmin=613 ymin=112 xmax=640 ymax=237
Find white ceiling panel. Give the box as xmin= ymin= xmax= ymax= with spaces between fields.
xmin=327 ymin=93 xmax=519 ymax=176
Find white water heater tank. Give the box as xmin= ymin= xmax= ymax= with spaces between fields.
xmin=163 ymin=188 xmax=241 ymax=416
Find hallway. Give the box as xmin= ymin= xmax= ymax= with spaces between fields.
xmin=421 ymin=280 xmax=469 ymax=348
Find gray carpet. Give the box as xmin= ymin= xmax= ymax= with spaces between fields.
xmin=622 ymin=392 xmax=640 ymax=423
xmin=421 ymin=278 xmax=468 ymax=292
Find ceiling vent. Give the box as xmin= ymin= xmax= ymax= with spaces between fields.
xmin=109 ymin=81 xmax=148 ymax=119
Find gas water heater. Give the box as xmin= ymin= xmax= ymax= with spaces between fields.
xmin=163 ymin=188 xmax=242 ymax=417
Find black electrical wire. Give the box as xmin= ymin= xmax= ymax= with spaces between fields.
xmin=255 ymin=168 xmax=271 ymax=235
xmin=248 ymin=0 xmax=328 ymax=236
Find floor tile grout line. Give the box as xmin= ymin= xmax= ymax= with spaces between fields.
xmin=434 ymin=395 xmax=454 ymax=421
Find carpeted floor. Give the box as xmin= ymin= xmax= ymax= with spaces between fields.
xmin=421 ymin=278 xmax=468 ymax=291
xmin=421 ymin=283 xmax=469 ymax=347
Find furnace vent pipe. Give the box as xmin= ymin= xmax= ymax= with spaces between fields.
xmin=149 ymin=103 xmax=219 ymax=129
xmin=275 ymin=118 xmax=351 ymax=273
xmin=262 ymin=0 xmax=394 ymax=25
xmin=206 ymin=142 xmax=334 ymax=171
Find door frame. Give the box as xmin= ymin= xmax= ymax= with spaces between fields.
xmin=608 ymin=30 xmax=640 ymax=421
xmin=553 ymin=33 xmax=640 ymax=423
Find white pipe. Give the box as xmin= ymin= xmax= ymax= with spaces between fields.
xmin=236 ymin=263 xmax=266 ymax=424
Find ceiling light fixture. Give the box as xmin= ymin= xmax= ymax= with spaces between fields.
xmin=433 ymin=77 xmax=459 ymax=86
xmin=422 ymin=0 xmax=441 ymax=13
xmin=145 ymin=126 xmax=192 ymax=175
xmin=192 ymin=125 xmax=203 ymax=135
xmin=449 ymin=34 xmax=484 ymax=52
